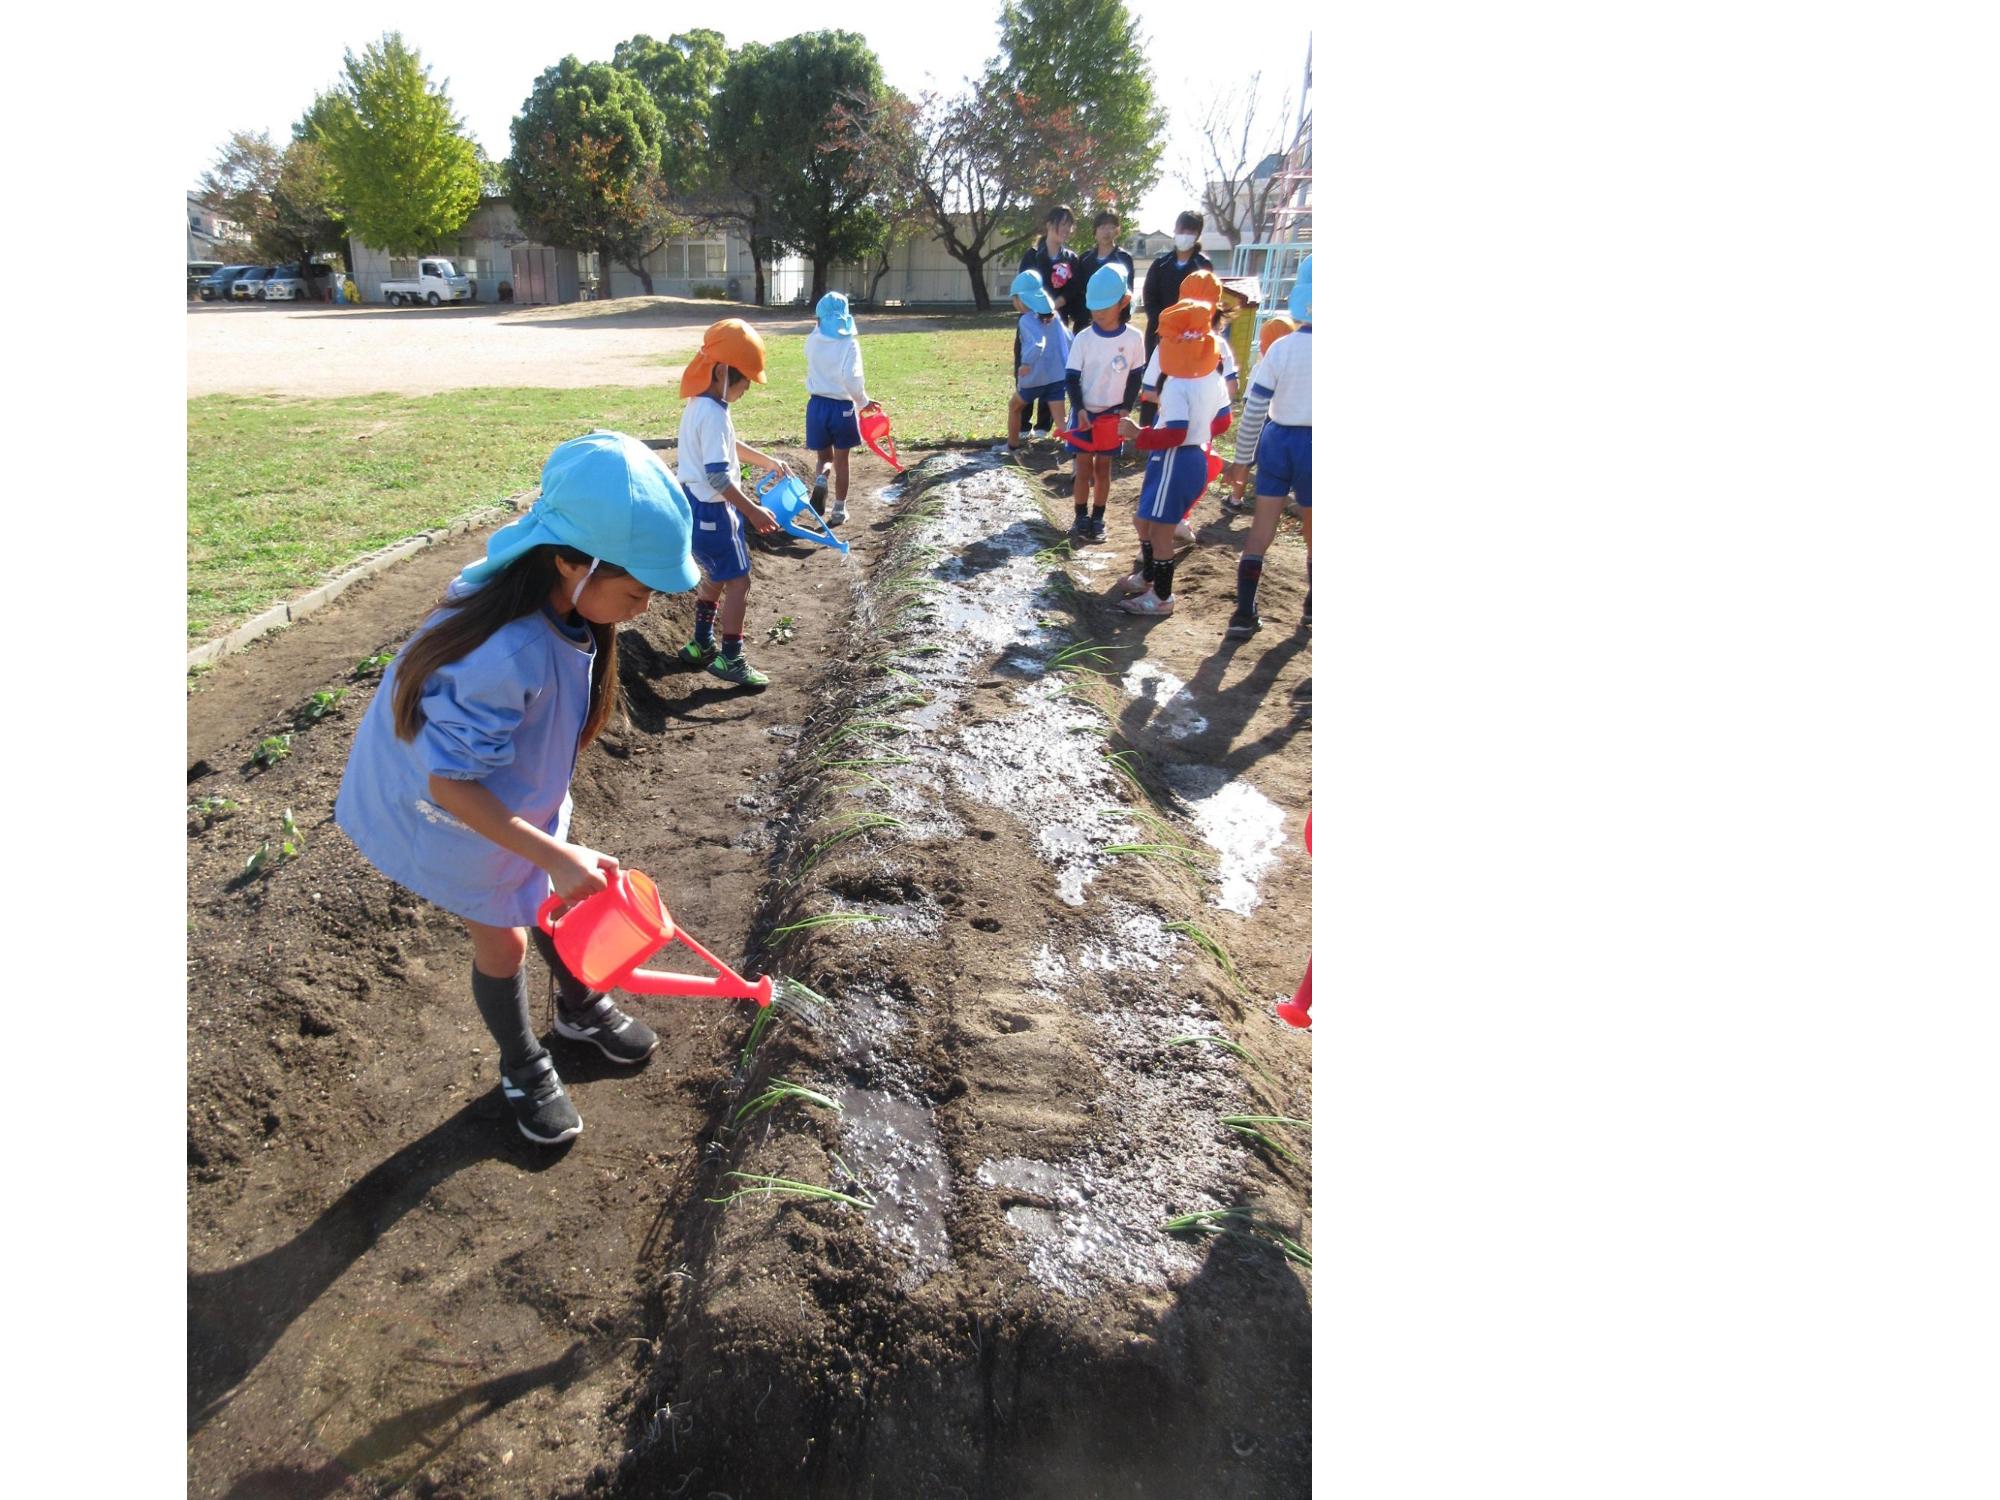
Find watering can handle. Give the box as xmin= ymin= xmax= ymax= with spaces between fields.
xmin=535 ymin=892 xmax=565 ymax=934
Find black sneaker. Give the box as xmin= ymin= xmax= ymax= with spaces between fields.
xmin=554 ymin=994 xmax=658 ymax=1065
xmin=1069 ymin=513 xmax=1089 ymax=538
xmin=1085 ymin=515 xmax=1107 ymax=542
xmin=500 ymin=1053 xmax=581 ymax=1145
xmin=1226 ymin=609 xmax=1263 ymax=640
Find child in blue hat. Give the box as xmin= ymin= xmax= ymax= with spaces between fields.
xmin=334 ymin=430 xmax=700 ymax=1146
xmin=1008 ymin=269 xmax=1070 ymax=451
xmin=1223 ymin=254 xmax=1313 ymax=636
xmin=802 ymin=291 xmax=879 ymax=528
xmin=1063 ymin=261 xmax=1145 ymax=540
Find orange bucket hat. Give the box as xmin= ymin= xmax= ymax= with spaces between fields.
xmin=1156 ymin=300 xmax=1220 ymax=379
xmin=1259 ymin=314 xmax=1297 ymax=357
xmin=1178 ymin=269 xmax=1222 ymax=308
xmin=679 ymin=318 xmax=769 ymax=399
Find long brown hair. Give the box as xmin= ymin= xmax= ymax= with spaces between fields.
xmin=392 ymin=545 xmax=624 ymax=749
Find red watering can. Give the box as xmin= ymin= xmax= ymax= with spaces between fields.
xmin=536 ymin=869 xmax=773 ymax=1007
xmin=858 ymin=404 xmax=903 ymax=472
xmin=1062 ymin=411 xmax=1126 ymax=452
xmin=1275 ymin=811 xmax=1311 ymax=1029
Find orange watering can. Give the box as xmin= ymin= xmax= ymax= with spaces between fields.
xmin=858 ymin=404 xmax=903 ymax=472
xmin=536 ymin=869 xmax=773 ymax=1007
xmin=1275 ymin=811 xmax=1311 ymax=1029
xmin=1062 ymin=411 xmax=1126 ymax=452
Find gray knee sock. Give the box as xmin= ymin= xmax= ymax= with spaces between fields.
xmin=471 ymin=966 xmax=544 ymax=1075
xmin=527 ymin=927 xmax=595 ymax=1014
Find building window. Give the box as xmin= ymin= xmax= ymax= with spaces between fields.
xmin=657 ymin=238 xmax=726 ymax=281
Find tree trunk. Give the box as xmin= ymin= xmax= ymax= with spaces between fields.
xmin=599 ymin=242 xmax=616 ymax=300
xmin=811 ymin=252 xmax=829 ymax=301
xmin=953 ymin=248 xmax=993 ymax=311
xmin=868 ymin=245 xmax=892 ymax=303
xmin=622 ymin=257 xmax=655 ymax=296
xmin=752 ymin=250 xmax=766 ymax=307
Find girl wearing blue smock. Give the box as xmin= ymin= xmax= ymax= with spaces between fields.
xmin=335 ymin=430 xmax=700 ymax=1145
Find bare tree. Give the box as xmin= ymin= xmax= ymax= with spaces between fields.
xmin=1178 ymin=74 xmax=1294 ymax=249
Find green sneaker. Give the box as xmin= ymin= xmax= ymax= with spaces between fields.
xmin=677 ymin=640 xmax=716 ymax=668
xmin=706 ymin=651 xmax=770 ymax=688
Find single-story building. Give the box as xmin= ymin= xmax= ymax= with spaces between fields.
xmin=348 ymin=198 xmax=1173 ymax=308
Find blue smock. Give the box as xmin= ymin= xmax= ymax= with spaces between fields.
xmin=335 ymin=601 xmax=596 ymax=927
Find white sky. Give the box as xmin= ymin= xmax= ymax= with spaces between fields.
xmin=183 ymin=1 xmax=1311 ymax=237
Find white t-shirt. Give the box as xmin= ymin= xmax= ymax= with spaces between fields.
xmin=804 ymin=330 xmax=869 ymax=405
xmin=1155 ymin=370 xmax=1231 ymax=449
xmin=1250 ymin=326 xmax=1312 ymax=425
xmin=1066 ymin=323 xmax=1146 ymax=412
xmin=677 ymin=394 xmax=738 ymax=504
xmin=1141 ymin=337 xmax=1237 ymax=392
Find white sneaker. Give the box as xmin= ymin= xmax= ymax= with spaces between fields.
xmin=1174 ymin=521 xmax=1196 ymax=545
xmin=1121 ymin=569 xmax=1149 ymax=596
xmin=1119 ymin=590 xmax=1176 ymax=617
xmin=828 ymin=501 xmax=848 ymax=527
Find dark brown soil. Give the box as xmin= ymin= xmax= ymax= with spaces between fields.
xmin=187 ymin=443 xmax=1312 ymax=1499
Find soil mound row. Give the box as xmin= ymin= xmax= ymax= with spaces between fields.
xmin=599 ymin=454 xmax=1312 ymax=1498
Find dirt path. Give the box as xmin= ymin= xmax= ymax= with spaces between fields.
xmin=186 ymin=444 xmax=1311 ymax=1497
xmin=187 ymin=299 xmax=976 ymax=398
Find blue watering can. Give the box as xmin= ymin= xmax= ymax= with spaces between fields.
xmin=756 ymin=471 xmax=849 ymax=555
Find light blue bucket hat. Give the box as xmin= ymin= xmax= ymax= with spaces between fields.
xmin=1010 ymin=269 xmax=1054 ymax=314
xmin=1085 ymin=261 xmax=1131 ymax=311
xmin=815 ymin=290 xmax=856 ymax=338
xmin=1289 ymin=254 xmax=1312 ymax=323
xmin=458 ymin=430 xmax=700 ymax=596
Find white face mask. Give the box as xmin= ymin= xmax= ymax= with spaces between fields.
xmin=1174 ymin=232 xmax=1197 ymax=253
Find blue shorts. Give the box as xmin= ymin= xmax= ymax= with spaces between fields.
xmin=1018 ymin=379 xmax=1066 ymax=404
xmin=806 ymin=394 xmax=860 ymax=451
xmin=690 ymin=497 xmax=751 ymax=584
xmin=1137 ymin=445 xmax=1211 ymax=523
xmin=1254 ymin=421 xmax=1312 ymax=508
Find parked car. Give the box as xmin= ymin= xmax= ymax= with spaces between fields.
xmin=198 ymin=265 xmax=256 ymax=301
xmin=231 ymin=267 xmax=277 ymax=300
xmin=188 ymin=261 xmax=223 ymax=298
xmin=262 ymin=264 xmax=324 ymax=301
xmin=381 ymin=257 xmax=472 ymax=306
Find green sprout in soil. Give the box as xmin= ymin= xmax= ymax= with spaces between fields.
xmin=769 ymin=911 xmax=886 ymax=938
xmin=768 ymin=616 xmax=797 ymax=644
xmin=1102 ymin=749 xmax=1159 ymax=807
xmin=298 ymin=688 xmax=347 ymax=724
xmin=821 ymin=720 xmax=907 ymax=752
xmin=1165 ymin=920 xmax=1245 ymax=990
xmin=1102 ymin=841 xmax=1210 ymax=871
xmin=803 ymin=812 xmax=905 ymax=870
xmin=732 ymin=1079 xmax=844 ymax=1126
xmin=188 ymin=796 xmax=238 ymax=828
xmin=1162 ymin=1207 xmax=1311 ymax=1269
xmin=253 ymin=733 xmax=293 ymax=768
xmin=1222 ymin=1120 xmax=1305 ymax=1166
xmin=1049 ymin=641 xmax=1127 ymax=674
xmin=1164 ymin=1034 xmax=1281 ymax=1089
xmin=708 ymin=1172 xmax=874 ymax=1210
xmin=351 ymin=648 xmax=397 ymax=678
xmin=738 ymin=1004 xmax=779 ymax=1069
xmin=817 ymin=755 xmax=914 ymax=771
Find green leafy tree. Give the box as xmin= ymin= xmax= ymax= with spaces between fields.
xmin=718 ymin=32 xmax=888 ymax=300
xmin=198 ymin=129 xmax=345 ymax=266
xmin=508 ymin=56 xmax=679 ymax=295
xmin=991 ymin=0 xmax=1165 ymax=216
xmin=612 ymin=30 xmax=730 ymax=192
xmin=701 ymin=40 xmax=795 ymax=306
xmin=311 ymin=33 xmax=482 ymax=255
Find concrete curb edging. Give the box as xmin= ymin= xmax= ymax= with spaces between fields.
xmin=186 ymin=492 xmax=536 ymax=673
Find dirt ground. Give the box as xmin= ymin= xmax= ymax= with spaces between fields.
xmin=186 ymin=442 xmax=1312 ymax=1497
xmin=187 ymin=296 xmax=974 ymax=398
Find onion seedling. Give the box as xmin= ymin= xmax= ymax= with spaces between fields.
xmin=732 ymin=1080 xmax=843 ymax=1126
xmin=1164 ymin=1034 xmax=1280 ymax=1089
xmin=707 ymin=1172 xmax=874 ymax=1210
xmin=769 ymin=912 xmax=885 ymax=938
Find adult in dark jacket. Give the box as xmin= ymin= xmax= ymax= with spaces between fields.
xmin=1015 ymin=206 xmax=1080 ymax=434
xmin=1138 ymin=210 xmax=1215 ymax=424
xmin=1070 ymin=210 xmax=1137 ymax=333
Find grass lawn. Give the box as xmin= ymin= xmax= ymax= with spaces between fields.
xmin=189 ymin=313 xmax=1263 ymax=644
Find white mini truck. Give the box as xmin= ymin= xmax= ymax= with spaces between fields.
xmin=381 ymin=258 xmax=473 ymax=306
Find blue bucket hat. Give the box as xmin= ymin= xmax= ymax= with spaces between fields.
xmin=1085 ymin=261 xmax=1130 ymax=312
xmin=458 ymin=430 xmax=699 ymax=596
xmin=1010 ymin=269 xmax=1054 ymax=314
xmin=815 ymin=290 xmax=856 ymax=338
xmin=1289 ymin=254 xmax=1312 ymax=323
